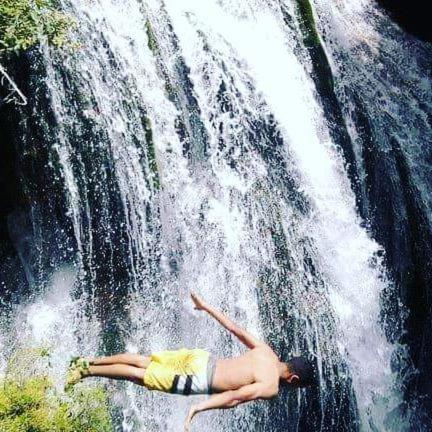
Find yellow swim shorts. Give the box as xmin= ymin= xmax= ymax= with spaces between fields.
xmin=143 ymin=348 xmax=215 ymax=395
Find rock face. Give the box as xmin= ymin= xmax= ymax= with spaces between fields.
xmin=0 ymin=56 xmax=29 ymax=303
xmin=378 ymin=0 xmax=432 ymax=43
xmin=1 ymin=50 xmax=147 ymax=356
xmin=363 ymin=136 xmax=432 ymax=427
xmin=297 ymin=0 xmax=432 ymax=424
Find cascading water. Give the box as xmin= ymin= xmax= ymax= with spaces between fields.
xmin=1 ymin=0 xmax=430 ymax=431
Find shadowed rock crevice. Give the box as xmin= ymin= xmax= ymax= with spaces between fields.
xmin=377 ymin=0 xmax=432 ymax=43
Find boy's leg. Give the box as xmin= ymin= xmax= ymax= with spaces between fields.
xmin=84 ymin=364 xmax=146 ymax=385
xmin=88 ymin=353 xmax=150 ymax=368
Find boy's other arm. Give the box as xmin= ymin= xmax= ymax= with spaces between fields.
xmin=190 ymin=292 xmax=264 ymax=349
xmin=184 ymin=382 xmax=276 ymax=431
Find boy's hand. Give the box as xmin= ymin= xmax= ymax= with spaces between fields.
xmin=184 ymin=405 xmax=197 ymax=431
xmin=191 ymin=292 xmax=207 ymax=311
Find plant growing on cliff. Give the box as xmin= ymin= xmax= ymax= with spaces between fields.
xmin=0 ymin=348 xmax=113 ymax=432
xmin=0 ymin=0 xmax=76 ymax=105
xmin=0 ymin=0 xmax=75 ymax=53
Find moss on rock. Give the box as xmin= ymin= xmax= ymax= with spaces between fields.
xmin=145 ymin=20 xmax=158 ymax=54
xmin=296 ymin=0 xmax=320 ymax=48
xmin=144 ymin=116 xmax=160 ymax=190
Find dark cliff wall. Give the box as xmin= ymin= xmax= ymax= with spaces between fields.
xmin=377 ymin=0 xmax=432 ymax=43
xmin=0 ymin=52 xmax=76 ymax=301
xmin=362 ymin=133 xmax=432 ymax=428
xmin=0 ymin=55 xmax=29 ymax=303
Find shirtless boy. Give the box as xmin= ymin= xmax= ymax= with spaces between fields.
xmin=67 ymin=292 xmax=315 ymax=430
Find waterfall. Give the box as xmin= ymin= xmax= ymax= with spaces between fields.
xmin=2 ymin=0 xmax=430 ymax=430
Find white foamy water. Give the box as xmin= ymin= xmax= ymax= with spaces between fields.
xmin=160 ymin=0 xmax=402 ymax=429
xmin=0 ymin=268 xmax=100 ymax=391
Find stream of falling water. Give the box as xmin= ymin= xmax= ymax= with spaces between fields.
xmin=1 ymin=0 xmax=414 ymax=431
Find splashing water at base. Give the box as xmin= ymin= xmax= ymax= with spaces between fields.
xmin=0 ymin=267 xmax=101 ymax=390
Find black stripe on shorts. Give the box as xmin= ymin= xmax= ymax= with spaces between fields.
xmin=171 ymin=375 xmax=180 ymax=393
xmin=183 ymin=375 xmax=193 ymax=396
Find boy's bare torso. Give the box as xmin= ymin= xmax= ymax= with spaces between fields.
xmin=212 ymin=346 xmax=280 ymax=396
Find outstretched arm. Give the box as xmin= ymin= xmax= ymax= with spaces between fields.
xmin=184 ymin=383 xmax=273 ymax=432
xmin=190 ymin=292 xmax=264 ymax=349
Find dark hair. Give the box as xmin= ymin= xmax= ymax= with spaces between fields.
xmin=287 ymin=356 xmax=315 ymax=387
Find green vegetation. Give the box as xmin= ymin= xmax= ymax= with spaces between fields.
xmin=0 ymin=348 xmax=113 ymax=432
xmin=0 ymin=1 xmax=76 ymax=104
xmin=144 ymin=117 xmax=160 ymax=190
xmin=0 ymin=0 xmax=76 ymax=54
xmin=145 ymin=20 xmax=158 ymax=54
xmin=0 ymin=377 xmax=113 ymax=431
xmin=296 ymin=0 xmax=320 ymax=48
xmin=145 ymin=19 xmax=178 ymax=102
xmin=295 ymin=0 xmax=334 ymax=93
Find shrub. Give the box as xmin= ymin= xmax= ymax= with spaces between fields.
xmin=0 ymin=0 xmax=76 ymax=54
xmin=0 ymin=349 xmax=113 ymax=432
